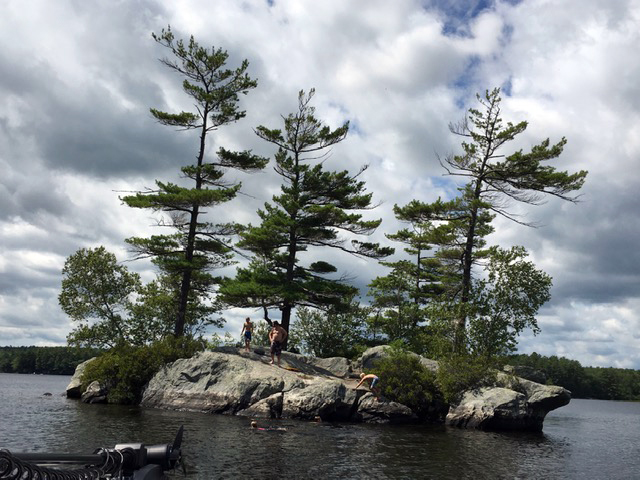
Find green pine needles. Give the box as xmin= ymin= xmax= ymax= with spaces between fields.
xmin=121 ymin=27 xmax=268 ymax=337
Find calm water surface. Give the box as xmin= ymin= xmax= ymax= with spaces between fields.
xmin=0 ymin=373 xmax=638 ymax=479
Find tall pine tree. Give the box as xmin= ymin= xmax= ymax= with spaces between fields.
xmin=442 ymin=87 xmax=587 ymax=349
xmin=122 ymin=27 xmax=268 ymax=336
xmin=220 ymin=89 xmax=392 ymax=338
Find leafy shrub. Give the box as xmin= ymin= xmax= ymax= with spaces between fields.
xmin=435 ymin=354 xmax=496 ymax=404
xmin=81 ymin=336 xmax=206 ymax=404
xmin=372 ymin=345 xmax=444 ymax=420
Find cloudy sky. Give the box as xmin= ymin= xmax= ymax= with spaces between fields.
xmin=1 ymin=0 xmax=639 ymax=369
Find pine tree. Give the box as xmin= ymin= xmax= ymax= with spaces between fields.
xmin=121 ymin=27 xmax=268 ymax=336
xmin=441 ymin=87 xmax=587 ymax=349
xmin=220 ymin=89 xmax=392 ymax=338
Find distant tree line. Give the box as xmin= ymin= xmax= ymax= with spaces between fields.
xmin=0 ymin=346 xmax=101 ymax=375
xmin=506 ymin=352 xmax=640 ymax=401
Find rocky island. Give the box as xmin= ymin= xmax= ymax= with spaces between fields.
xmin=67 ymin=345 xmax=571 ymax=431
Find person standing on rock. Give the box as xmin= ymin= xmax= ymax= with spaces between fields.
xmin=356 ymin=372 xmax=381 ymax=400
xmin=241 ymin=317 xmax=253 ymax=352
xmin=269 ymin=321 xmax=287 ymax=366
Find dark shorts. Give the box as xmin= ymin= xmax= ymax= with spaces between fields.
xmin=270 ymin=341 xmax=282 ymax=356
xmin=244 ymin=331 xmax=252 ymax=340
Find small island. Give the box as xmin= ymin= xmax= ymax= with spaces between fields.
xmin=68 ymin=345 xmax=570 ymax=432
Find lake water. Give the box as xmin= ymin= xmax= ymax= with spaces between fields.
xmin=0 ymin=373 xmax=638 ymax=479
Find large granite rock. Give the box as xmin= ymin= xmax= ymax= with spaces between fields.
xmin=446 ymin=372 xmax=571 ymax=431
xmin=355 ymin=345 xmax=438 ymax=373
xmin=66 ymin=357 xmax=96 ymax=398
xmin=140 ymin=349 xmax=415 ymax=424
xmin=67 ymin=346 xmax=570 ymax=430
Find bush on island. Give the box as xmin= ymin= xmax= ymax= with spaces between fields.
xmin=81 ymin=336 xmax=206 ymax=404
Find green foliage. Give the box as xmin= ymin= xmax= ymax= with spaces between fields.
xmin=505 ymin=352 xmax=640 ymax=401
xmin=370 ymin=87 xmax=586 ymax=358
xmin=59 ymin=246 xmax=219 ymax=349
xmin=371 ymin=345 xmax=444 ymax=419
xmin=466 ymin=246 xmax=552 ymax=357
xmin=220 ymin=89 xmax=391 ymax=335
xmin=435 ymin=354 xmax=497 ymax=404
xmin=441 ymin=87 xmax=587 ymax=349
xmin=0 ymin=346 xmax=101 ymax=374
xmin=368 ymin=264 xmax=427 ymax=341
xmin=250 ymin=320 xmax=273 ymax=348
xmin=292 ymin=305 xmax=367 ymax=358
xmin=128 ymin=271 xmax=224 ymax=339
xmin=121 ymin=26 xmax=267 ymax=336
xmin=207 ymin=332 xmax=239 ymax=349
xmin=81 ymin=336 xmax=206 ymax=404
xmin=367 ymin=193 xmax=491 ymax=351
xmin=59 ymin=246 xmax=141 ymax=348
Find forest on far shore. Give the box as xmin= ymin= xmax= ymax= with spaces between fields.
xmin=0 ymin=346 xmax=101 ymax=376
xmin=1 ymin=345 xmax=638 ymax=402
xmin=504 ymin=352 xmax=640 ymax=401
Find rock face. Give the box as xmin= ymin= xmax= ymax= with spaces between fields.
xmin=81 ymin=380 xmax=109 ymax=404
xmin=140 ymin=349 xmax=415 ymax=424
xmin=356 ymin=345 xmax=438 ymax=373
xmin=446 ymin=372 xmax=571 ymax=431
xmin=67 ymin=346 xmax=570 ymax=430
xmin=66 ymin=357 xmax=96 ymax=398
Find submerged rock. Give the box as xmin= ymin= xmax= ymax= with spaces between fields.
xmin=354 ymin=393 xmax=418 ymax=424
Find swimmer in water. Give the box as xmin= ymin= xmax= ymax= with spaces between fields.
xmin=251 ymin=420 xmax=287 ymax=431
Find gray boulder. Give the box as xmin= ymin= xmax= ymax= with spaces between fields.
xmin=66 ymin=357 xmax=96 ymax=398
xmin=355 ymin=345 xmax=438 ymax=373
xmin=355 ymin=393 xmax=418 ymax=424
xmin=81 ymin=380 xmax=108 ymax=404
xmin=281 ymin=380 xmax=358 ymax=420
xmin=446 ymin=372 xmax=571 ymax=431
xmin=307 ymin=356 xmax=353 ymax=378
xmin=140 ymin=348 xmax=417 ymax=424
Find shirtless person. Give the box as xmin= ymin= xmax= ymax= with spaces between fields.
xmin=241 ymin=317 xmax=253 ymax=352
xmin=356 ymin=372 xmax=381 ymax=400
xmin=269 ymin=321 xmax=288 ymax=366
